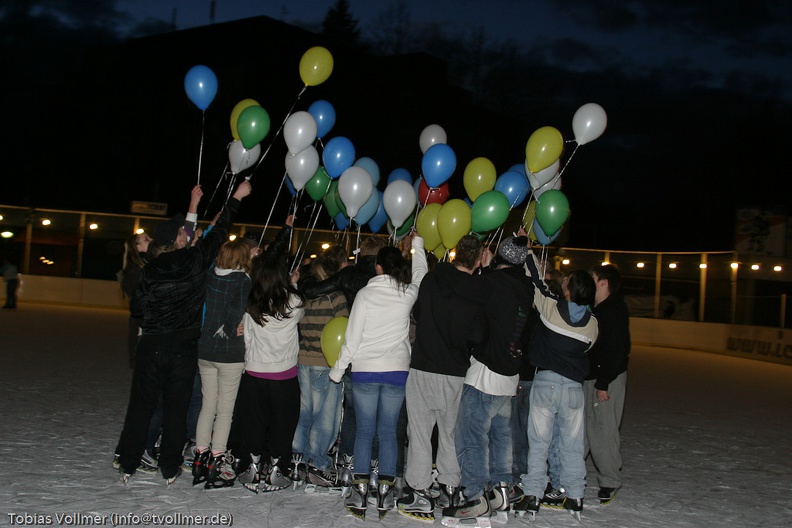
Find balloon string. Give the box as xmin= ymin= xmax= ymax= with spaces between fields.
xmin=355 ymin=225 xmax=361 ymax=265
xmin=248 ymin=86 xmax=307 ymax=181
xmin=203 ymin=163 xmax=230 ymax=219
xmin=197 ymin=112 xmax=206 ymax=186
xmin=290 ymin=199 xmax=323 ymax=273
xmin=257 ymin=171 xmax=288 ymax=249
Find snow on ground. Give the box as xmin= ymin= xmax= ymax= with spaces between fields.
xmin=1 ymin=305 xmax=791 ymax=527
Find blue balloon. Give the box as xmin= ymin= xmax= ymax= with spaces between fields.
xmin=532 ymin=219 xmax=560 ymax=246
xmin=284 ymin=175 xmax=298 ymax=196
xmin=184 ymin=65 xmax=218 ymax=111
xmin=421 ymin=143 xmax=456 ymax=188
xmin=335 ymin=211 xmax=350 ymax=230
xmin=354 ymin=157 xmax=380 ymax=188
xmin=509 ymin=163 xmax=527 ymax=177
xmin=323 ymin=136 xmax=356 ymax=179
xmin=494 ymin=170 xmax=530 ymax=208
xmin=387 ymin=168 xmax=412 ymax=185
xmin=464 ymin=197 xmax=473 ymax=207
xmin=368 ymin=191 xmax=388 ymax=233
xmin=307 ymin=100 xmax=336 ymax=139
xmin=354 ymin=187 xmax=380 ymax=226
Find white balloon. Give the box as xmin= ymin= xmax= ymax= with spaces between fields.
xmin=229 ymin=140 xmax=260 ymax=175
xmin=527 ymin=158 xmax=560 ymax=190
xmin=285 ymin=145 xmax=319 ymax=191
xmin=284 ymin=111 xmax=318 ymax=155
xmin=419 ymin=124 xmax=447 ymax=154
xmin=338 ymin=166 xmax=374 ymax=219
xmin=533 ymin=175 xmax=562 ymax=198
xmin=572 ymin=103 xmax=607 ymax=145
xmin=383 ymin=179 xmax=417 ymax=228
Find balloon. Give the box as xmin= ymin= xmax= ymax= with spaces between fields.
xmin=534 ymin=175 xmax=562 ymax=198
xmin=418 ymin=179 xmax=450 ymax=206
xmin=333 ymin=181 xmax=347 ymax=217
xmin=509 ymin=163 xmax=527 ymax=177
xmin=338 ymin=166 xmax=374 ymax=219
xmin=305 ymin=165 xmax=331 ymax=202
xmin=322 ymin=136 xmax=355 ymax=178
xmin=323 ymin=180 xmax=342 ymax=217
xmin=387 ymin=168 xmax=412 ymax=185
xmin=383 ymin=179 xmax=417 ymax=229
xmin=228 ymin=140 xmax=260 ymax=175
xmin=532 ymin=218 xmax=561 ymax=246
xmin=535 ymin=189 xmax=570 ymax=234
xmin=432 ymin=244 xmax=448 ymax=261
xmin=572 ymin=103 xmax=607 ymax=145
xmin=494 ymin=170 xmax=529 ymax=208
xmin=522 ymin=199 xmax=537 ymax=234
xmin=320 ymin=316 xmax=348 ymax=367
xmin=184 ymin=65 xmax=217 ymax=111
xmin=387 ymin=210 xmax=416 ymax=238
xmin=463 ymin=157 xmax=497 ymax=202
xmin=283 ymin=111 xmax=317 ymax=155
xmin=284 ymin=176 xmax=298 ymax=196
xmin=413 ymin=177 xmax=422 ymax=203
xmin=419 ymin=124 xmax=447 ymax=154
xmin=307 ymin=99 xmax=336 ymax=139
xmin=368 ymin=191 xmax=388 ymax=233
xmin=422 ymin=143 xmax=457 ymax=188
xmin=334 ymin=211 xmax=350 ymax=230
xmin=229 ymin=99 xmax=259 ymax=140
xmin=415 ymin=202 xmax=443 ymax=251
xmin=354 ymin=187 xmax=381 ymax=226
xmin=237 ymin=105 xmax=271 ymax=150
xmin=527 ymin=158 xmax=560 ymax=191
xmin=525 ymin=126 xmax=564 ymax=173
xmin=285 ymin=145 xmax=320 ymax=191
xmin=470 ymin=190 xmax=510 ymax=233
xmin=437 ymin=199 xmax=471 ymax=250
xmin=300 ymin=46 xmax=334 ymax=87
xmin=354 ymin=157 xmax=380 ymax=187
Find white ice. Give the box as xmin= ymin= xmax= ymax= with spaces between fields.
xmin=1 ymin=305 xmax=790 ymax=527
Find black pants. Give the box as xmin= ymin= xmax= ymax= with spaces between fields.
xmin=117 ymin=334 xmax=197 ymax=479
xmin=229 ymin=372 xmax=300 ymax=473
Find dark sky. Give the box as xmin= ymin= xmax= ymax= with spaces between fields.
xmin=2 ymin=0 xmax=791 ymax=252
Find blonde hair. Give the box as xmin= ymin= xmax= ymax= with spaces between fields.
xmin=215 ymin=239 xmax=252 ymax=273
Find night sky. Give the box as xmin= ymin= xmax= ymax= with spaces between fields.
xmin=2 ymin=0 xmax=791 ymax=252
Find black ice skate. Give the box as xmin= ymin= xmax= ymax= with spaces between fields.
xmin=513 ymin=495 xmax=540 ymax=521
xmin=598 ymin=486 xmax=618 ymax=504
xmin=191 ymin=449 xmax=210 ymax=485
xmin=204 ymin=452 xmax=236 ymax=490
xmin=564 ymin=496 xmax=583 ymax=521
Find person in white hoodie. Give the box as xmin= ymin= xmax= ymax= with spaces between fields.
xmin=330 ymin=233 xmax=426 ymax=520
xmin=231 ymin=252 xmax=305 ymax=493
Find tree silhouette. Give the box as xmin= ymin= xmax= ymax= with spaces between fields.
xmin=322 ymin=0 xmax=361 ymax=49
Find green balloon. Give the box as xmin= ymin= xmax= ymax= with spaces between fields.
xmin=535 ymin=189 xmax=570 ymax=234
xmin=470 ymin=190 xmax=510 ymax=233
xmin=323 ymin=180 xmax=341 ymax=217
xmin=237 ymin=105 xmax=271 ymax=149
xmin=334 ymin=182 xmax=347 ymax=217
xmin=306 ymin=166 xmax=331 ymax=202
xmin=388 ymin=210 xmax=416 ymax=237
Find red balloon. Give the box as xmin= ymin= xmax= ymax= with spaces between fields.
xmin=418 ymin=180 xmax=450 ymax=206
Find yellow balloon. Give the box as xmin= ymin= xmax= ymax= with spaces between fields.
xmin=463 ymin=157 xmax=497 ymax=202
xmin=432 ymin=243 xmax=447 ymax=261
xmin=229 ymin=99 xmax=260 ymax=141
xmin=525 ymin=126 xmax=564 ymax=173
xmin=320 ymin=316 xmax=348 ymax=367
xmin=437 ymin=199 xmax=472 ymax=250
xmin=416 ymin=202 xmax=443 ymax=252
xmin=299 ymin=46 xmax=334 ymax=87
xmin=522 ymin=200 xmax=538 ymax=242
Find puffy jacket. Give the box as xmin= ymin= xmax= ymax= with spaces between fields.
xmin=301 ymin=254 xmax=377 ymax=308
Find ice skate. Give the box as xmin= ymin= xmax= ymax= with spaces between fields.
xmin=119 ymin=467 xmax=132 ymax=485
xmin=204 ymin=452 xmax=236 ymax=490
xmin=260 ymin=457 xmax=291 ymax=492
xmin=367 ymin=459 xmax=380 ymax=506
xmin=165 ymin=467 xmax=181 ymax=486
xmin=435 ymin=483 xmax=461 ymax=509
xmin=564 ymin=496 xmax=583 ymax=521
xmin=338 ymin=454 xmax=353 ymax=498
xmin=236 ymin=454 xmax=261 ymax=494
xmin=487 ymin=481 xmax=511 ymax=512
xmin=181 ymin=439 xmax=196 ymax=469
xmin=139 ymin=450 xmax=159 ymax=473
xmin=375 ymin=474 xmax=396 ymax=520
xmin=441 ymin=494 xmax=491 ymax=526
xmin=598 ymin=486 xmax=618 ymax=504
xmin=345 ymin=474 xmax=369 ymax=519
xmin=397 ymin=487 xmax=435 ymax=522
xmin=306 ymin=463 xmax=335 ymax=487
xmin=541 ymin=483 xmax=567 ymax=509
xmin=513 ymin=495 xmax=540 ymax=521
xmin=191 ymin=449 xmax=210 ymax=485
xmin=288 ymin=453 xmax=307 ymax=489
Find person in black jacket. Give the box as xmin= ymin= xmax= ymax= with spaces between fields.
xmin=116 ymin=181 xmax=251 ymax=485
xmin=585 ymin=264 xmax=630 ymax=504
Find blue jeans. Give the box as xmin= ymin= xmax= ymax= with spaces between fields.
xmin=292 ymin=365 xmax=343 ymax=470
xmin=548 ymin=417 xmax=562 ymax=489
xmin=353 ymin=382 xmax=405 ymax=478
xmin=521 ymin=371 xmax=586 ymax=499
xmin=456 ymin=384 xmax=513 ymax=501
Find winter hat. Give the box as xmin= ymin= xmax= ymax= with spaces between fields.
xmin=497 ymin=236 xmax=529 ymax=266
xmin=153 ymin=214 xmax=185 ymax=247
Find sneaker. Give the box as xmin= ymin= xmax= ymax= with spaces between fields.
xmin=306 ymin=464 xmax=335 ymax=487
xmin=139 ymin=450 xmax=159 ymax=473
xmin=542 ymin=485 xmax=567 ymax=508
xmin=261 ymin=458 xmax=291 ymax=492
xmin=513 ymin=495 xmax=540 ymax=520
xmin=442 ymin=495 xmax=491 ymax=521
xmin=598 ymin=487 xmax=618 ymax=504
xmin=397 ymin=487 xmax=435 ymax=521
xmin=564 ymin=496 xmax=583 ymax=520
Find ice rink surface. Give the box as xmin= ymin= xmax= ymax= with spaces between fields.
xmin=1 ymin=305 xmax=790 ymax=527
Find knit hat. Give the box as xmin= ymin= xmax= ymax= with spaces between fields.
xmin=153 ymin=214 xmax=185 ymax=247
xmin=497 ymin=236 xmax=528 ymax=266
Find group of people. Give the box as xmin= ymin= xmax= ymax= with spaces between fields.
xmin=113 ymin=182 xmax=631 ymax=524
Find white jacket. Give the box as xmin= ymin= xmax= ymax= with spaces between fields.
xmin=243 ymin=293 xmax=305 ymax=373
xmin=330 ymin=236 xmax=427 ymax=382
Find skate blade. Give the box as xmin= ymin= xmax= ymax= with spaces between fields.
xmin=490 ymin=511 xmax=509 ymax=524
xmin=396 ymin=509 xmax=435 ymax=523
xmin=441 ymin=516 xmax=493 ymax=527
xmin=292 ymin=480 xmax=304 ymax=490
xmin=260 ymin=484 xmax=289 ymax=493
xmin=568 ymin=510 xmax=581 ymax=521
xmin=513 ymin=511 xmax=536 ymax=522
xmin=304 ymin=484 xmax=344 ymax=495
xmin=242 ymin=482 xmax=259 ymax=494
xmin=599 ymin=491 xmax=618 ymax=505
xmin=192 ymin=477 xmax=206 ymax=486
xmin=121 ymin=474 xmax=131 ymax=485
xmin=204 ymin=479 xmax=235 ymax=490
xmin=347 ymin=507 xmax=366 ymax=520
xmin=541 ymin=501 xmax=565 ymax=509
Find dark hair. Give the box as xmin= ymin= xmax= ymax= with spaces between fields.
xmin=123 ymin=234 xmax=147 ymax=270
xmin=376 ymin=246 xmax=411 ymax=290
xmin=545 ymin=268 xmax=565 ymax=297
xmin=247 ymin=255 xmax=305 ymax=326
xmin=591 ymin=264 xmax=622 ymax=294
xmin=318 ymin=245 xmax=348 ymax=276
xmin=566 ymin=269 xmax=595 ymax=307
xmin=360 ymin=236 xmax=387 ymax=257
xmin=453 ymin=235 xmax=483 ymax=270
